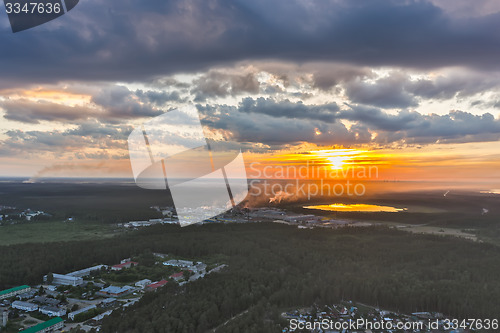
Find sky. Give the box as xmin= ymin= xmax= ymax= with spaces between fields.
xmin=0 ymin=0 xmax=500 ymax=183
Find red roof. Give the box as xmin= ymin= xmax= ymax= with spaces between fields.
xmin=112 ymin=261 xmax=138 ymax=269
xmin=147 ymin=279 xmax=168 ymax=289
xmin=169 ymin=272 xmax=184 ymax=278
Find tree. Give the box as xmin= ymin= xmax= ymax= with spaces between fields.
xmin=46 ymin=272 xmax=53 ymax=284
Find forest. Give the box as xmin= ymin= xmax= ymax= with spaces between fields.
xmin=0 ymin=223 xmax=499 ymax=332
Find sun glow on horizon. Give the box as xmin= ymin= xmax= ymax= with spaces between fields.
xmin=308 ymin=149 xmax=368 ymax=170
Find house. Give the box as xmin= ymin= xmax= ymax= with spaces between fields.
xmin=16 ymin=290 xmax=37 ymax=300
xmin=20 ymin=317 xmax=64 ymax=333
xmin=169 ymin=272 xmax=185 ymax=282
xmin=39 ymin=306 xmax=66 ymax=317
xmin=67 ymin=265 xmax=108 ymax=278
xmin=134 ymin=279 xmax=152 ymax=289
xmin=68 ymin=305 xmax=97 ymax=320
xmin=162 ymin=259 xmax=193 ymax=268
xmin=111 ymin=261 xmax=138 ymax=271
xmin=91 ymin=310 xmax=112 ymax=322
xmin=146 ymin=280 xmax=167 ymax=291
xmin=97 ymin=285 xmax=135 ymax=297
xmin=12 ymin=301 xmax=38 ymax=312
xmin=33 ymin=296 xmax=60 ymax=307
xmin=100 ymin=298 xmax=117 ymax=307
xmin=191 ymin=263 xmax=207 ymax=273
xmin=0 ymin=285 xmax=31 ymax=300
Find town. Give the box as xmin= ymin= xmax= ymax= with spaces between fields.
xmin=0 ymin=253 xmax=226 ymax=332
xmin=121 ymin=206 xmax=368 ymax=230
xmin=281 ymin=301 xmax=481 ymax=332
xmin=1 ymin=203 xmax=368 ymax=232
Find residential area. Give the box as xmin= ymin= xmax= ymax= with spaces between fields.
xmin=0 ymin=253 xmax=226 ymax=332
xmin=281 ymin=301 xmax=476 ymax=333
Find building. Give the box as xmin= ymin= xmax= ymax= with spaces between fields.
xmin=146 ymin=280 xmax=168 ymax=291
xmin=66 ymin=265 xmax=108 ymax=278
xmin=0 ymin=285 xmax=31 ymax=300
xmin=163 ymin=259 xmax=193 ymax=268
xmin=169 ymin=272 xmax=185 ymax=282
xmin=16 ymin=290 xmax=37 ymax=300
xmin=68 ymin=305 xmax=97 ymax=320
xmin=91 ymin=310 xmax=112 ymax=322
xmin=111 ymin=261 xmax=138 ymax=271
xmin=33 ymin=296 xmax=60 ymax=306
xmin=100 ymin=298 xmax=117 ymax=308
xmin=21 ymin=317 xmax=64 ymax=333
xmin=134 ymin=279 xmax=152 ymax=289
xmin=97 ymin=285 xmax=135 ymax=297
xmin=124 ymin=221 xmax=151 ymax=228
xmin=44 ymin=273 xmax=84 ymax=286
xmin=39 ymin=306 xmax=66 ymax=317
xmin=12 ymin=301 xmax=38 ymax=312
xmin=191 ymin=263 xmax=207 ymax=273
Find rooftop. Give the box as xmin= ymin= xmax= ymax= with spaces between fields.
xmin=20 ymin=317 xmax=63 ymax=333
xmin=170 ymin=272 xmax=184 ymax=279
xmin=147 ymin=280 xmax=168 ymax=289
xmin=112 ymin=261 xmax=138 ymax=269
xmin=100 ymin=285 xmax=134 ymax=294
xmin=13 ymin=300 xmax=37 ymax=307
xmin=0 ymin=285 xmax=30 ymax=296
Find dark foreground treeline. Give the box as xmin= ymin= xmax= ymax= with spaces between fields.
xmin=1 ymin=223 xmax=499 ymax=333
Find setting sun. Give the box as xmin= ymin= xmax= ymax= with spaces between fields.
xmin=309 ymin=149 xmax=366 ymax=170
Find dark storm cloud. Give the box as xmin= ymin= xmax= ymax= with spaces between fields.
xmin=405 ymin=73 xmax=500 ymax=100
xmin=90 ymin=85 xmax=163 ymax=120
xmin=191 ymin=72 xmax=260 ymax=101
xmin=340 ymin=70 xmax=500 ymax=108
xmin=2 ymin=0 xmax=500 ymax=84
xmin=0 ymin=85 xmax=178 ymax=124
xmin=135 ymin=89 xmax=185 ymax=105
xmin=0 ymin=121 xmax=130 ymax=156
xmin=345 ymin=73 xmax=418 ymax=108
xmin=237 ymin=97 xmax=339 ymax=122
xmin=197 ymin=103 xmax=362 ymax=146
xmin=66 ymin=120 xmax=133 ymax=141
xmin=0 ymin=99 xmax=99 ymax=124
xmin=198 ymin=98 xmax=500 ymax=146
xmin=339 ymin=105 xmax=423 ymax=132
xmin=342 ymin=105 xmax=500 ymax=144
xmin=311 ymin=65 xmax=371 ymax=91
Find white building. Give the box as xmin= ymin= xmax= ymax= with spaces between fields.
xmin=12 ymin=301 xmax=38 ymax=312
xmin=45 ymin=273 xmax=84 ymax=286
xmin=21 ymin=317 xmax=64 ymax=333
xmin=91 ymin=310 xmax=112 ymax=322
xmin=135 ymin=279 xmax=152 ymax=289
xmin=68 ymin=305 xmax=97 ymax=320
xmin=163 ymin=259 xmax=193 ymax=268
xmin=0 ymin=285 xmax=31 ymax=300
xmin=67 ymin=265 xmax=108 ymax=278
xmin=39 ymin=305 xmax=66 ymax=317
